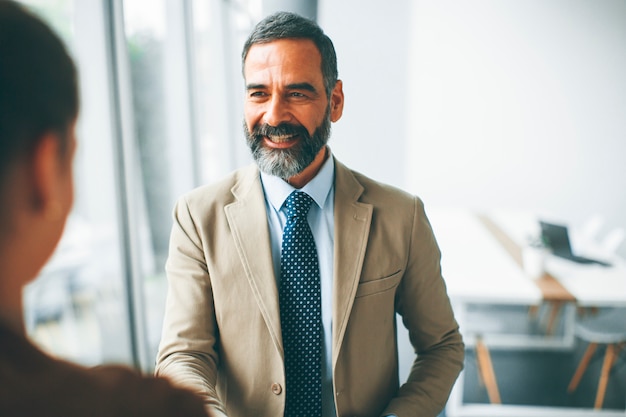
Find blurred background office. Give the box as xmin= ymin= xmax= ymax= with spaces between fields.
xmin=18 ymin=0 xmax=625 ymax=412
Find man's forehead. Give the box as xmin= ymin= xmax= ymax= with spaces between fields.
xmin=244 ymin=38 xmax=322 ymax=73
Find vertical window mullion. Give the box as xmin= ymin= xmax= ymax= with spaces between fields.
xmin=103 ymin=0 xmax=150 ymax=371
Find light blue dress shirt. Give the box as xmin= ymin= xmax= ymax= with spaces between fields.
xmin=260 ymin=154 xmax=336 ymax=417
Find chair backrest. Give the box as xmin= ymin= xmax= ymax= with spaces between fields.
xmin=575 ymin=308 xmax=626 ymax=344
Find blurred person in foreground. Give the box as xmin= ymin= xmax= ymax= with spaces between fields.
xmin=156 ymin=11 xmax=464 ymax=417
xmin=0 ymin=1 xmax=207 ymax=415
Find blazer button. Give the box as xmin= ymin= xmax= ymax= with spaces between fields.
xmin=271 ymin=382 xmax=283 ymax=395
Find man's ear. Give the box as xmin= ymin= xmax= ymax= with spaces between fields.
xmin=30 ymin=133 xmax=63 ymax=219
xmin=330 ymin=80 xmax=344 ymax=123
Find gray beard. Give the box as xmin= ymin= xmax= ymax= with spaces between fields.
xmin=244 ymin=110 xmax=332 ymax=179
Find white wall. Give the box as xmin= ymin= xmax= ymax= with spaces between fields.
xmin=318 ymin=0 xmax=411 ymax=189
xmin=321 ymin=0 xmax=626 ymax=257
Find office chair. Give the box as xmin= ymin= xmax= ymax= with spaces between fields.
xmin=567 ymin=308 xmax=626 ymax=409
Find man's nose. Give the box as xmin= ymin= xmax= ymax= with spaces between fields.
xmin=263 ymin=95 xmax=291 ymax=126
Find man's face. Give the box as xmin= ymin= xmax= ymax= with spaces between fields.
xmin=243 ymin=38 xmax=343 ymax=179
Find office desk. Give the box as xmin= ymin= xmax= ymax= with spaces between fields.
xmin=425 ymin=208 xmax=626 ymax=417
xmin=486 ymin=210 xmax=626 ymax=307
xmin=428 ymin=209 xmax=542 ymax=305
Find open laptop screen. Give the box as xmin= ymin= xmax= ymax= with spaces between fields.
xmin=539 ymin=221 xmax=573 ymax=257
xmin=539 ymin=221 xmax=610 ymax=266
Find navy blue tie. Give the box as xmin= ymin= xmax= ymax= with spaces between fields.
xmin=280 ymin=191 xmax=322 ymax=417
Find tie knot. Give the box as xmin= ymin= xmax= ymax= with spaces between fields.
xmin=285 ymin=191 xmax=314 ymax=221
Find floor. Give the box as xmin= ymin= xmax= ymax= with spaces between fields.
xmin=398 ymin=305 xmax=626 ymax=417
xmin=435 ymin=305 xmax=626 ymax=416
xmin=461 ymin=341 xmax=626 ymax=410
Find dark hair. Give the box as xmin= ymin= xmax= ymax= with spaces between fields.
xmin=241 ymin=11 xmax=338 ymax=98
xmin=0 ymin=0 xmax=79 ymax=178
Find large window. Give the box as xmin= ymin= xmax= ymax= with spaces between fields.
xmin=119 ymin=0 xmax=261 ymax=369
xmin=20 ymin=0 xmax=260 ymax=371
xmin=21 ymin=0 xmax=134 ymax=366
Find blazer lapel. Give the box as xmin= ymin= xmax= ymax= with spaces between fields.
xmin=224 ymin=165 xmax=283 ymax=354
xmin=332 ymin=160 xmax=372 ymax=367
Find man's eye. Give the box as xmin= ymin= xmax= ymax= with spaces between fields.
xmin=249 ymin=91 xmax=266 ymax=97
xmin=290 ymin=92 xmax=306 ymax=98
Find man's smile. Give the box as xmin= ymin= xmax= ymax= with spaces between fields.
xmin=263 ymin=134 xmax=299 ymax=148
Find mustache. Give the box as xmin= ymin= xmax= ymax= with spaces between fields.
xmin=251 ymin=123 xmax=310 ymax=139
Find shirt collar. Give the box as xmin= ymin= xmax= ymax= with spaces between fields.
xmin=261 ymin=150 xmax=335 ymax=212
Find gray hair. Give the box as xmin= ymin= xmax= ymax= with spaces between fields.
xmin=241 ymin=11 xmax=338 ymax=98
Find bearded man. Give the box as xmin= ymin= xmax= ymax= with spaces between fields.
xmin=156 ymin=11 xmax=464 ymax=417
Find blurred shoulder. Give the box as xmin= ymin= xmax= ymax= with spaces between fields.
xmin=87 ymin=365 xmax=208 ymax=417
xmin=0 ymin=323 xmax=207 ymax=417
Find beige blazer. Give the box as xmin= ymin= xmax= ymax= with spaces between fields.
xmin=156 ymin=158 xmax=464 ymax=417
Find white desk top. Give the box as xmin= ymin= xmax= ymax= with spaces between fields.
xmin=545 ymin=257 xmax=626 ymax=307
xmin=428 ymin=208 xmax=542 ymax=305
xmin=427 ymin=208 xmax=626 ymax=307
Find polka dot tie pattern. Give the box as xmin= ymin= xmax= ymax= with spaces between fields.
xmin=279 ymin=191 xmax=322 ymax=417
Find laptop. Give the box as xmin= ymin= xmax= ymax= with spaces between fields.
xmin=539 ymin=221 xmax=611 ymax=266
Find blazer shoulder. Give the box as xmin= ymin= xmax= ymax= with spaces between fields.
xmin=342 ymin=164 xmax=422 ymax=208
xmin=178 ymin=164 xmax=260 ymax=212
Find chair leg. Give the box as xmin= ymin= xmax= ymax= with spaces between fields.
xmin=595 ymin=344 xmax=616 ymax=409
xmin=532 ymin=301 xmax=564 ymax=335
xmin=528 ymin=304 xmax=540 ymax=320
xmin=546 ymin=301 xmax=562 ymax=335
xmin=568 ymin=342 xmax=598 ymax=393
xmin=475 ymin=336 xmax=501 ymax=404
xmin=576 ymin=306 xmax=599 ymax=318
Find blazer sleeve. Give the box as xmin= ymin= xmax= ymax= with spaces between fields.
xmin=384 ymin=197 xmax=465 ymax=417
xmin=154 ymin=196 xmax=227 ymax=417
